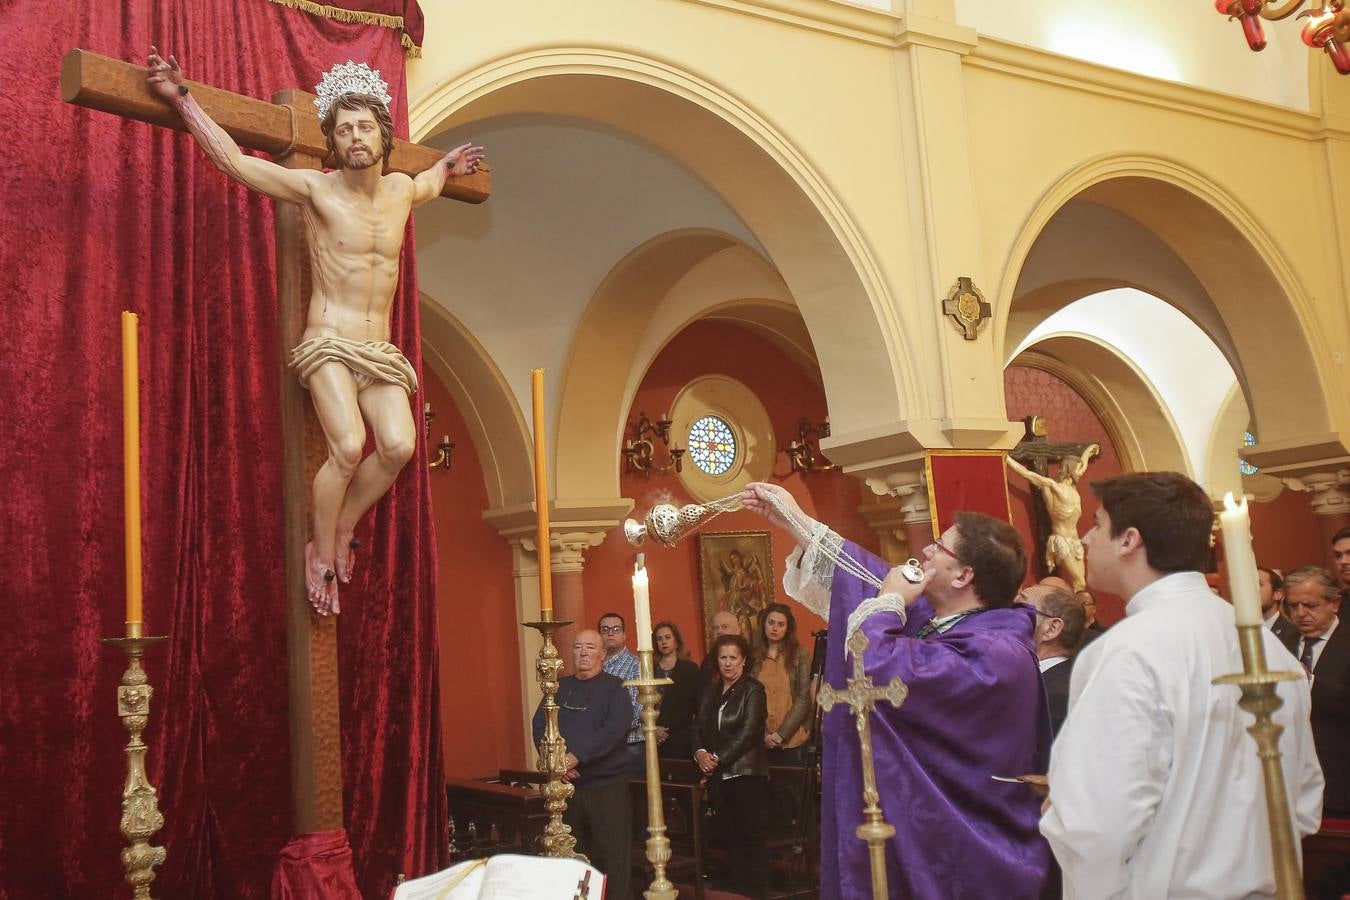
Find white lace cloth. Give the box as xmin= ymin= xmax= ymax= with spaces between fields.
xmin=781 ymin=525 xmax=907 ymax=648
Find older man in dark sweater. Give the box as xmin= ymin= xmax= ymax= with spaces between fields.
xmin=532 ymin=629 xmax=633 ymax=900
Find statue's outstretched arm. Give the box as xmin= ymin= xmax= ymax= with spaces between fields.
xmin=411 ymin=143 xmax=485 ymax=208
xmin=1079 ymin=443 xmax=1101 ymax=469
xmin=1006 ymin=454 xmax=1051 ymax=487
xmin=147 ymin=47 xmax=316 ymax=205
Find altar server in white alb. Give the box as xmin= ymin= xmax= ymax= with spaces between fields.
xmin=1040 ymin=471 xmax=1323 ymax=899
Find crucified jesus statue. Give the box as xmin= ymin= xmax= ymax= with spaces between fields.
xmin=1005 ymin=443 xmax=1099 ymax=592
xmin=147 ymin=48 xmax=484 ymax=615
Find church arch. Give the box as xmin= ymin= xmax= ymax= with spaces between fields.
xmin=410 ymin=48 xmax=913 ymax=500
xmin=997 ymin=154 xmax=1337 ymax=459
xmin=552 ymin=229 xmax=815 ymax=498
xmin=1010 ymin=338 xmax=1189 ymax=478
xmin=419 ymin=295 xmax=534 ymax=508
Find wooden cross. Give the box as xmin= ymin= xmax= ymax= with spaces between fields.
xmin=61 ymin=49 xmax=491 ymax=838
xmin=1008 ymin=416 xmax=1095 ymax=477
xmin=816 ymin=629 xmax=907 ymax=900
xmin=1008 ymin=416 xmax=1097 ymax=580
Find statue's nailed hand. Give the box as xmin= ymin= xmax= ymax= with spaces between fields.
xmin=146 ymin=47 xmax=185 ymax=101
xmin=445 ymin=142 xmax=486 ymax=177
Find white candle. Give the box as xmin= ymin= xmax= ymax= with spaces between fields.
xmin=633 ymin=562 xmax=653 ymax=651
xmin=1220 ymin=492 xmax=1262 ymax=626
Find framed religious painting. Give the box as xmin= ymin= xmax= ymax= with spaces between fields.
xmin=697 ymin=530 xmax=774 ymax=646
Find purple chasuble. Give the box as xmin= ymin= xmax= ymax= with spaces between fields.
xmin=818 ymin=541 xmax=1051 ymax=900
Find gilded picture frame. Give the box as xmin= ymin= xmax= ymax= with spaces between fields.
xmin=697 ymin=530 xmax=775 ymax=647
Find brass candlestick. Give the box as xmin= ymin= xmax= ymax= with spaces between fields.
xmin=523 ymin=615 xmax=582 ymax=859
xmin=1213 ymin=624 xmax=1306 ymax=900
xmin=101 ymin=626 xmax=170 ymax=900
xmin=816 ymin=630 xmax=907 ymax=900
xmin=624 ymin=650 xmax=676 ymax=900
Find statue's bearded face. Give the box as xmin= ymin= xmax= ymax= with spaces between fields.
xmin=332 ymin=108 xmax=382 ymax=170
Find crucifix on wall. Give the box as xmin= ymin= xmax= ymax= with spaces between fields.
xmin=1005 ymin=416 xmax=1099 ymax=592
xmin=61 ymin=47 xmax=490 ymax=860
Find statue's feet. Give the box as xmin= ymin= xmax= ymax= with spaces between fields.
xmin=335 ymin=530 xmax=359 ymax=584
xmin=305 ymin=541 xmax=339 ymax=616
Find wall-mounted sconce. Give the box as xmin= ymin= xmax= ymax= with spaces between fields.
xmin=423 ymin=403 xmax=455 ymax=472
xmin=622 ymin=411 xmax=685 ymax=476
xmin=785 ymin=418 xmax=836 ymax=474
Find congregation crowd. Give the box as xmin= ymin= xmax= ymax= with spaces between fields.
xmin=532 ymin=476 xmax=1350 ymax=900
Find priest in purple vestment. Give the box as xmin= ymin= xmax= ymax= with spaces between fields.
xmin=743 ymin=483 xmax=1052 ymax=900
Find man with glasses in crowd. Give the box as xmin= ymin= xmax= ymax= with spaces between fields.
xmin=597 ymin=612 xmax=644 ymax=775
xmin=742 ymin=482 xmax=1051 ymax=900
xmin=1020 ymin=583 xmax=1085 ymax=737
xmin=1284 ymin=565 xmax=1348 ymax=817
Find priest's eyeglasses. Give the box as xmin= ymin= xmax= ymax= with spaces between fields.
xmin=926 ymin=538 xmax=960 ymax=562
xmin=599 ymin=625 xmax=625 ymax=635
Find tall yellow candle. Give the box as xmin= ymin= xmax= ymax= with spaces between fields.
xmin=122 ymin=312 xmax=144 ymax=628
xmin=1220 ymin=492 xmax=1262 ymax=626
xmin=531 ymin=369 xmax=553 ymax=615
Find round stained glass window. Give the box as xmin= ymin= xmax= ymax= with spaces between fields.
xmin=687 ymin=415 xmax=738 ymax=476
xmin=1239 ymin=430 xmax=1259 ymax=476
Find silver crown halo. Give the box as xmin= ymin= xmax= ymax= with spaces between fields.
xmin=313 ymin=60 xmax=393 ymax=121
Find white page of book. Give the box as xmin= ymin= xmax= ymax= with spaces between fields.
xmin=392 ymin=854 xmax=601 ymax=900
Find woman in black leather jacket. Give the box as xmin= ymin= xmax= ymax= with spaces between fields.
xmin=694 ymin=633 xmax=769 ymax=899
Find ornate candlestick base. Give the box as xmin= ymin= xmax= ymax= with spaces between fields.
xmin=623 ymin=650 xmax=675 ymax=900
xmin=1213 ymin=624 xmax=1305 ymax=900
xmin=101 ymin=629 xmax=170 ymax=900
xmin=523 ymin=617 xmax=583 ymax=859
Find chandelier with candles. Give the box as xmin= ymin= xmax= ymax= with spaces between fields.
xmin=1215 ymin=0 xmax=1350 ymax=74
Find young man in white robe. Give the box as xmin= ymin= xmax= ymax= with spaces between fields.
xmin=1040 ymin=471 xmax=1323 ymax=899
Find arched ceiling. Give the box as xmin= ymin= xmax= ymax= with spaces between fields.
xmin=414 ymin=113 xmax=765 ymax=433
xmin=1016 ymin=288 xmax=1239 ymax=488
xmin=955 ymin=0 xmax=1310 ymax=109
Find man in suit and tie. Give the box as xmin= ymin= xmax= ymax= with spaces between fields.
xmin=1285 ymin=565 xmax=1350 ymax=817
xmin=1259 ymin=565 xmax=1299 ymax=653
xmin=1021 ymin=583 xmax=1084 ymax=737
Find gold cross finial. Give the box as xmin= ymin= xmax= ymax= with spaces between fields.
xmin=816 ymin=629 xmax=907 ymax=900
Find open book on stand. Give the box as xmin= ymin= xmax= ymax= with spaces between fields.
xmin=392 ymin=853 xmax=606 ymax=900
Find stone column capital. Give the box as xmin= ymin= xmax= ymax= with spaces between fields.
xmin=865 ymin=470 xmax=932 ymax=527
xmin=549 ymin=531 xmax=607 ymax=573
xmin=1298 ymin=469 xmax=1350 ymax=517
xmin=511 ymin=531 xmax=607 ymax=574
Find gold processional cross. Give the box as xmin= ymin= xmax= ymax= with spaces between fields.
xmin=816 ymin=629 xmax=908 ymax=900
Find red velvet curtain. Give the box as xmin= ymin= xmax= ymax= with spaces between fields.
xmin=0 ymin=2 xmax=444 ymax=897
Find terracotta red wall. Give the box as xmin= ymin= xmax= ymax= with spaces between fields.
xmin=424 ymin=368 xmax=527 ymax=778
xmin=1004 ymin=366 xmax=1126 ymax=623
xmin=1248 ymin=486 xmax=1325 ymax=574
xmin=583 ymin=320 xmax=880 ymax=661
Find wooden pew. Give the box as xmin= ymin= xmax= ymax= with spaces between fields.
xmin=496 ymin=767 xmax=709 ymax=898
xmin=627 ymin=773 xmax=708 ymax=900
xmin=1304 ymin=820 xmax=1350 ymax=899
xmin=445 ymin=776 xmax=548 ymax=860
xmin=658 ymin=758 xmax=820 ymax=897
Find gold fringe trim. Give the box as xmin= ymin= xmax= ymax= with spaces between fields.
xmin=266 ymin=0 xmax=422 ymax=56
